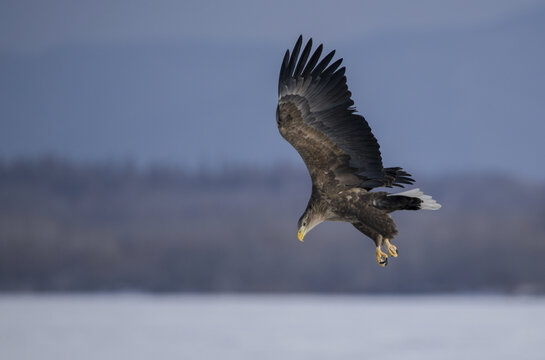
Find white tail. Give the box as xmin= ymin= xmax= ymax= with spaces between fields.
xmin=389 ymin=188 xmax=442 ymax=210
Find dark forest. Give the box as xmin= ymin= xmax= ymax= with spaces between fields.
xmin=1 ymin=158 xmax=544 ymax=293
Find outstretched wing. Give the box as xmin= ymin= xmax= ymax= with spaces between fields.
xmin=277 ymin=36 xmax=414 ymax=192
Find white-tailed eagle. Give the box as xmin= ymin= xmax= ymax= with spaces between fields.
xmin=276 ymin=36 xmax=441 ymax=266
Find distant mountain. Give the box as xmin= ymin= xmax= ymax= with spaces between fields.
xmin=1 ymin=158 xmax=544 ymax=293
xmin=1 ymin=4 xmax=545 ymax=179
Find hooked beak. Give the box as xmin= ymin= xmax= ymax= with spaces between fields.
xmin=297 ymin=227 xmax=306 ymax=242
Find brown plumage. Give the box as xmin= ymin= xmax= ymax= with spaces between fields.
xmin=276 ymin=36 xmax=441 ymax=266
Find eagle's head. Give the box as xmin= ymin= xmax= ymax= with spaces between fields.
xmin=297 ymin=204 xmax=326 ymax=242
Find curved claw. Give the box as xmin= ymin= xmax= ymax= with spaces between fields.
xmin=376 ymin=247 xmax=388 ymax=267
xmin=384 ymin=239 xmax=398 ymax=258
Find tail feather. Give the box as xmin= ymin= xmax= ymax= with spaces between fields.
xmin=388 ymin=188 xmax=441 ymax=210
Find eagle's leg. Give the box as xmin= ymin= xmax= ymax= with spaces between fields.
xmin=375 ymin=235 xmax=388 ymax=266
xmin=351 ymin=223 xmax=392 ymax=267
xmin=384 ymin=238 xmax=398 ymax=258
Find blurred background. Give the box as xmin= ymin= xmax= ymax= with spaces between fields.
xmin=1 ymin=0 xmax=544 ymax=359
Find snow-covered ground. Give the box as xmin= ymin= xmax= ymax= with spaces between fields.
xmin=1 ymin=294 xmax=544 ymax=360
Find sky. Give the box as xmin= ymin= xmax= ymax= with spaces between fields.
xmin=0 ymin=0 xmax=542 ymax=52
xmin=1 ymin=0 xmax=544 ymax=179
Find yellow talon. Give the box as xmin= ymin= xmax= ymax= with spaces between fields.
xmin=376 ymin=247 xmax=388 ymax=266
xmin=384 ymin=239 xmax=398 ymax=258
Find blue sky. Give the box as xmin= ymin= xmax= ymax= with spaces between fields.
xmin=1 ymin=0 xmax=544 ymax=179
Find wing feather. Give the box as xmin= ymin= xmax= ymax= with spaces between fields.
xmin=302 ymin=44 xmax=322 ymax=77
xmin=285 ymin=36 xmax=302 ymax=81
xmin=311 ymin=50 xmax=336 ymax=78
xmin=293 ymin=38 xmax=312 ymax=78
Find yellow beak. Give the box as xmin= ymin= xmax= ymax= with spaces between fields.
xmin=297 ymin=228 xmax=305 ymax=242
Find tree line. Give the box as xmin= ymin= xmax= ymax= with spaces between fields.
xmin=1 ymin=158 xmax=544 ymax=293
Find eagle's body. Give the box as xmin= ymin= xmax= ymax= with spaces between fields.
xmin=276 ymin=36 xmax=441 ymax=266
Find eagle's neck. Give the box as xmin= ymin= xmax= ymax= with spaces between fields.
xmin=305 ymin=191 xmax=332 ymax=230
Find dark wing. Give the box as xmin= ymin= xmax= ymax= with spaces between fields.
xmin=277 ymin=36 xmax=414 ymax=192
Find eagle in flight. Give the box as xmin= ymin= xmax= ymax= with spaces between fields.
xmin=276 ymin=36 xmax=441 ymax=266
